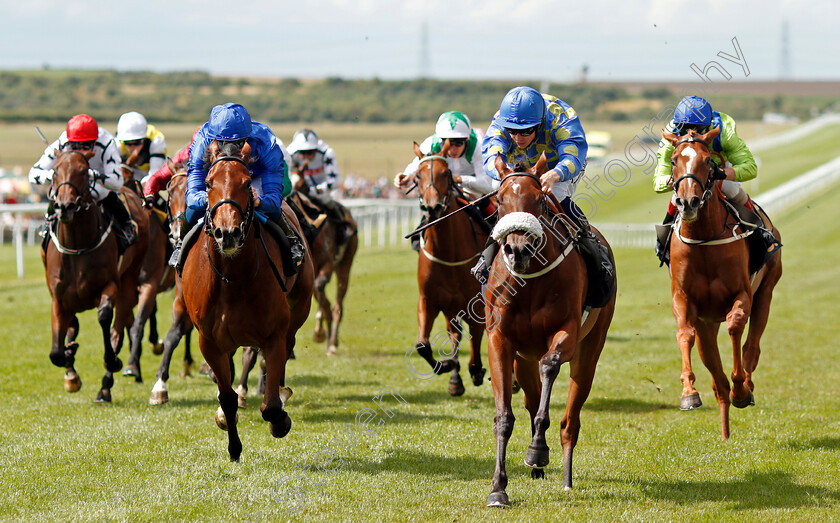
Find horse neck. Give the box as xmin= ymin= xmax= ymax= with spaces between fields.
xmin=56 ymin=203 xmax=105 ymax=250
xmin=678 ymin=195 xmax=728 ymax=240
xmin=424 ymin=200 xmax=477 ymax=254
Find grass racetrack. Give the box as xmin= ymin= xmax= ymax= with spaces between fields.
xmin=1 ymin=176 xmax=840 ymax=521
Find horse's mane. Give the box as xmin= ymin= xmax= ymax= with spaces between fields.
xmin=202 ymin=140 xmax=255 ymax=169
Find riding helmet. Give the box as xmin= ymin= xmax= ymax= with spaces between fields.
xmin=498 ymin=86 xmax=545 ymax=129
xmin=208 ymin=103 xmax=252 ymax=141
xmin=674 ymin=96 xmax=713 ymax=126
xmin=66 ymin=114 xmax=99 ymax=142
xmin=435 ymin=111 xmax=471 ymax=139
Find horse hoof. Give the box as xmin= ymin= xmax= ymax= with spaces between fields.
xmin=149 ymin=389 xmax=169 ymax=405
xmin=731 ymin=390 xmax=755 ymax=409
xmin=436 ymin=358 xmax=458 ymax=375
xmin=524 ymin=445 xmax=550 ymax=468
xmin=680 ymin=393 xmax=702 ymax=410
xmin=198 ymin=361 xmax=212 ymax=375
xmin=94 ymin=389 xmax=112 ymax=403
xmin=313 ymin=330 xmax=327 ymax=343
xmin=180 ymin=361 xmax=192 ymax=378
xmin=486 ymin=491 xmax=510 ymax=508
xmin=326 ymin=345 xmax=338 ymax=356
xmin=468 ymin=365 xmax=486 ymax=387
xmin=151 ymin=340 xmax=164 ymax=356
xmin=269 ymin=413 xmax=292 ymax=438
xmin=531 ymin=468 xmax=545 ymax=480
xmin=64 ymin=370 xmax=82 ymax=393
xmin=235 ymin=385 xmax=247 ymax=409
xmin=106 ymin=357 xmax=123 ymax=373
xmin=122 ymin=364 xmax=139 ymax=377
xmin=448 ymin=375 xmax=465 ymax=397
xmin=215 ymin=407 xmax=239 ymax=431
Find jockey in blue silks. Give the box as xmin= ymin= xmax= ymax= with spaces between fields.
xmin=175 ymin=102 xmax=303 ymax=267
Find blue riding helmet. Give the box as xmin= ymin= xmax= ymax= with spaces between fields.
xmin=498 ymin=86 xmax=545 ymax=129
xmin=674 ymin=96 xmax=712 ymax=126
xmin=208 ymin=103 xmax=252 ymax=141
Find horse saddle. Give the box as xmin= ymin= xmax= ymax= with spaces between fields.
xmin=288 ymin=192 xmax=327 ymax=246
xmin=722 ymin=199 xmax=782 ymax=275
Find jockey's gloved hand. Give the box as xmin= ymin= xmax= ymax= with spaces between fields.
xmin=90 ymin=168 xmax=106 ymax=183
xmin=143 ymin=194 xmax=155 ymax=209
xmin=712 ymin=163 xmax=727 ymax=181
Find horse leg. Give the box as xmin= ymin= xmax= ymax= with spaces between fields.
xmin=743 ymin=261 xmax=781 ymax=392
xmin=525 ymin=328 xmax=577 ymax=472
xmin=327 ymin=263 xmax=351 ymax=356
xmin=182 ymin=327 xmax=195 ymax=377
xmin=514 ymin=356 xmax=544 ymax=480
xmin=695 ymin=319 xmax=731 ymax=440
xmin=150 ymin=297 xmax=192 ymax=405
xmin=63 ymin=315 xmax=82 ymax=393
xmin=95 ymin=286 xmax=122 ymax=403
xmin=487 ymin=333 xmax=515 ymax=507
xmin=467 ymin=320 xmax=486 ymax=387
xmin=674 ymin=297 xmax=701 ymax=410
xmin=445 ymin=316 xmax=465 ymax=397
xmin=261 ymin=337 xmax=292 ymax=439
xmin=49 ymin=299 xmax=71 ymax=368
xmin=312 ymin=268 xmax=332 ymax=344
xmin=727 ymin=292 xmax=753 ymax=409
xmin=125 ymin=281 xmax=158 ymax=383
xmin=412 ymin=297 xmax=457 ymax=375
xmin=236 ymin=347 xmax=260 ymax=409
xmin=202 ymin=337 xmax=241 ymax=462
xmin=148 ymin=302 xmax=164 ymax=355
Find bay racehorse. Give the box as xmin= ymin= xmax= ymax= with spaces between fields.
xmin=408 ymin=142 xmax=488 ymax=396
xmin=485 ymin=155 xmax=616 ymax=507
xmin=663 ymin=126 xmax=782 ymax=440
xmin=43 ymin=149 xmax=149 ymax=402
xmin=181 ymin=141 xmax=314 ymax=461
xmin=149 ymin=164 xmax=198 ymax=405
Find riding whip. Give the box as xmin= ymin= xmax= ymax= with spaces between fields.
xmin=405 ymin=190 xmax=497 ymax=239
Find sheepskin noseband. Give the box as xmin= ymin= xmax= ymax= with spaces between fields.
xmin=491 ymin=212 xmax=543 ymax=243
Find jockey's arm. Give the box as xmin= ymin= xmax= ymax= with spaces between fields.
xmin=28 ymin=139 xmax=61 ymax=185
xmin=456 ymin=146 xmax=499 ymax=195
xmin=98 ymin=138 xmax=126 ymax=192
xmin=481 ymin=124 xmax=511 ymax=181
xmin=251 ymin=140 xmax=286 ymax=215
xmin=143 ymin=134 xmax=168 ymax=186
xmin=185 ymin=131 xmax=211 ymax=221
xmin=322 ymin=146 xmax=340 ymax=191
xmin=547 ymin=117 xmax=587 ymax=185
xmin=653 ymin=138 xmax=676 ymax=193
xmin=719 ymin=113 xmax=757 ymax=183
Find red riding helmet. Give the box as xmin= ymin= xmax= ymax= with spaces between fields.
xmin=66 ymin=114 xmax=99 ymax=142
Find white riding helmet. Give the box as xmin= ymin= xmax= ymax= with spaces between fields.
xmin=290 ymin=129 xmax=320 ymax=151
xmin=435 ymin=111 xmax=471 ymax=139
xmin=116 ymin=111 xmax=148 ymax=142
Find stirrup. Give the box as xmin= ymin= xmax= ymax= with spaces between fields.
xmin=470 ymin=258 xmax=489 ymax=283
xmin=168 ymin=242 xmax=181 ymax=267
xmin=289 ymin=238 xmax=305 ymax=266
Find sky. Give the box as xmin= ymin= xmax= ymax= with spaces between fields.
xmin=0 ymin=0 xmax=837 ymax=81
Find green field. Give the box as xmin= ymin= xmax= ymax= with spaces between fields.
xmin=1 ymin=157 xmax=840 ymax=521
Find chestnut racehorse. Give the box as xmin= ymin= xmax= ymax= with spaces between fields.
xmin=149 ymin=166 xmax=198 ymax=405
xmin=408 ymin=142 xmax=488 ymax=396
xmin=181 ymin=141 xmax=314 ymax=461
xmin=663 ymin=126 xmax=782 ymax=440
xmin=43 ymin=150 xmax=149 ymax=402
xmin=485 ymin=155 xmax=616 ymax=507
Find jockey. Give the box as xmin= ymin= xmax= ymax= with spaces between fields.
xmin=116 ymin=111 xmax=167 ymax=187
xmin=472 ymin=86 xmax=613 ymax=283
xmin=394 ymin=111 xmax=497 ymax=250
xmin=653 ymin=95 xmax=776 ymax=264
xmin=286 ymin=128 xmax=353 ymax=243
xmin=178 ymin=103 xmax=304 ymax=266
xmin=29 ymin=113 xmax=138 ymax=252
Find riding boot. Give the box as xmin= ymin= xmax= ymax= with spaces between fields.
xmin=172 ymin=220 xmax=202 ymax=275
xmin=561 ymin=197 xmax=615 ymax=307
xmin=655 ymin=209 xmax=676 ymax=266
xmin=470 ymin=239 xmax=499 ymax=284
xmin=101 ymin=191 xmax=137 ymax=254
xmin=275 ymin=212 xmax=305 ymax=267
xmin=728 ymin=196 xmax=778 ymax=250
xmin=411 ymin=216 xmax=427 ymax=252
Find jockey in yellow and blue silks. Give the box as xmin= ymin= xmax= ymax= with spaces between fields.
xmin=179 ymin=103 xmax=303 ymax=266
xmin=472 ymin=86 xmax=613 ymax=284
xmin=653 ymin=95 xmax=776 ymax=264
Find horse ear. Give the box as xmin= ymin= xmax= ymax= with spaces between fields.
xmin=661 ymin=129 xmax=679 ymax=146
xmin=166 ymin=157 xmax=177 ymax=173
xmin=533 ymin=153 xmax=549 ymax=175
xmin=208 ymin=140 xmax=221 ymax=160
xmin=701 ymin=125 xmax=721 ymax=143
xmin=241 ymin=141 xmax=252 ymax=163
xmin=413 ymin=141 xmax=423 ymax=158
xmin=439 ymin=140 xmax=451 ymax=158
xmin=494 ymin=154 xmax=511 ymax=178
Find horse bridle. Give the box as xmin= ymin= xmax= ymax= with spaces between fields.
xmin=49 ymin=150 xmax=94 ymax=211
xmin=416 ymin=155 xmax=453 ymax=216
xmin=670 ymin=137 xmax=716 ymax=204
xmin=203 ymin=156 xmax=255 ymax=249
xmin=165 ymin=171 xmax=188 ymax=243
xmin=498 ymin=172 xmax=550 ymax=217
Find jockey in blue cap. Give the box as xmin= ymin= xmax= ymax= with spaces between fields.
xmin=653 ymin=95 xmax=776 ymax=265
xmin=472 ymin=86 xmax=613 ymax=285
xmin=173 ymin=102 xmax=304 ymax=268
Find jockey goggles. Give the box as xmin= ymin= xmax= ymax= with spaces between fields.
xmin=506 ymin=125 xmax=539 ymax=136
xmin=66 ymin=140 xmax=96 ymax=151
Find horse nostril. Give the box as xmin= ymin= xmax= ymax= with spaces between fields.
xmin=214 ymin=229 xmax=224 ymax=240
xmin=690 ymin=197 xmax=701 ymax=210
xmin=232 ymin=227 xmax=242 ymax=242
xmin=503 ymin=244 xmax=513 ymax=256
xmin=674 ymin=197 xmax=684 ymax=209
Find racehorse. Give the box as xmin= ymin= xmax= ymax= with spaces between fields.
xmin=181 ymin=140 xmax=314 ymax=461
xmin=484 ymin=155 xmax=616 ymax=507
xmin=663 ymin=126 xmax=782 ymax=440
xmin=149 ymin=164 xmax=198 ymax=405
xmin=288 ymin=161 xmax=359 ymax=356
xmin=42 ymin=149 xmax=149 ymax=402
xmin=408 ymin=142 xmax=488 ymax=396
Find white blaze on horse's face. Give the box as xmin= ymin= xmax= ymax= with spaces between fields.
xmin=680 ymin=146 xmax=698 ymax=172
